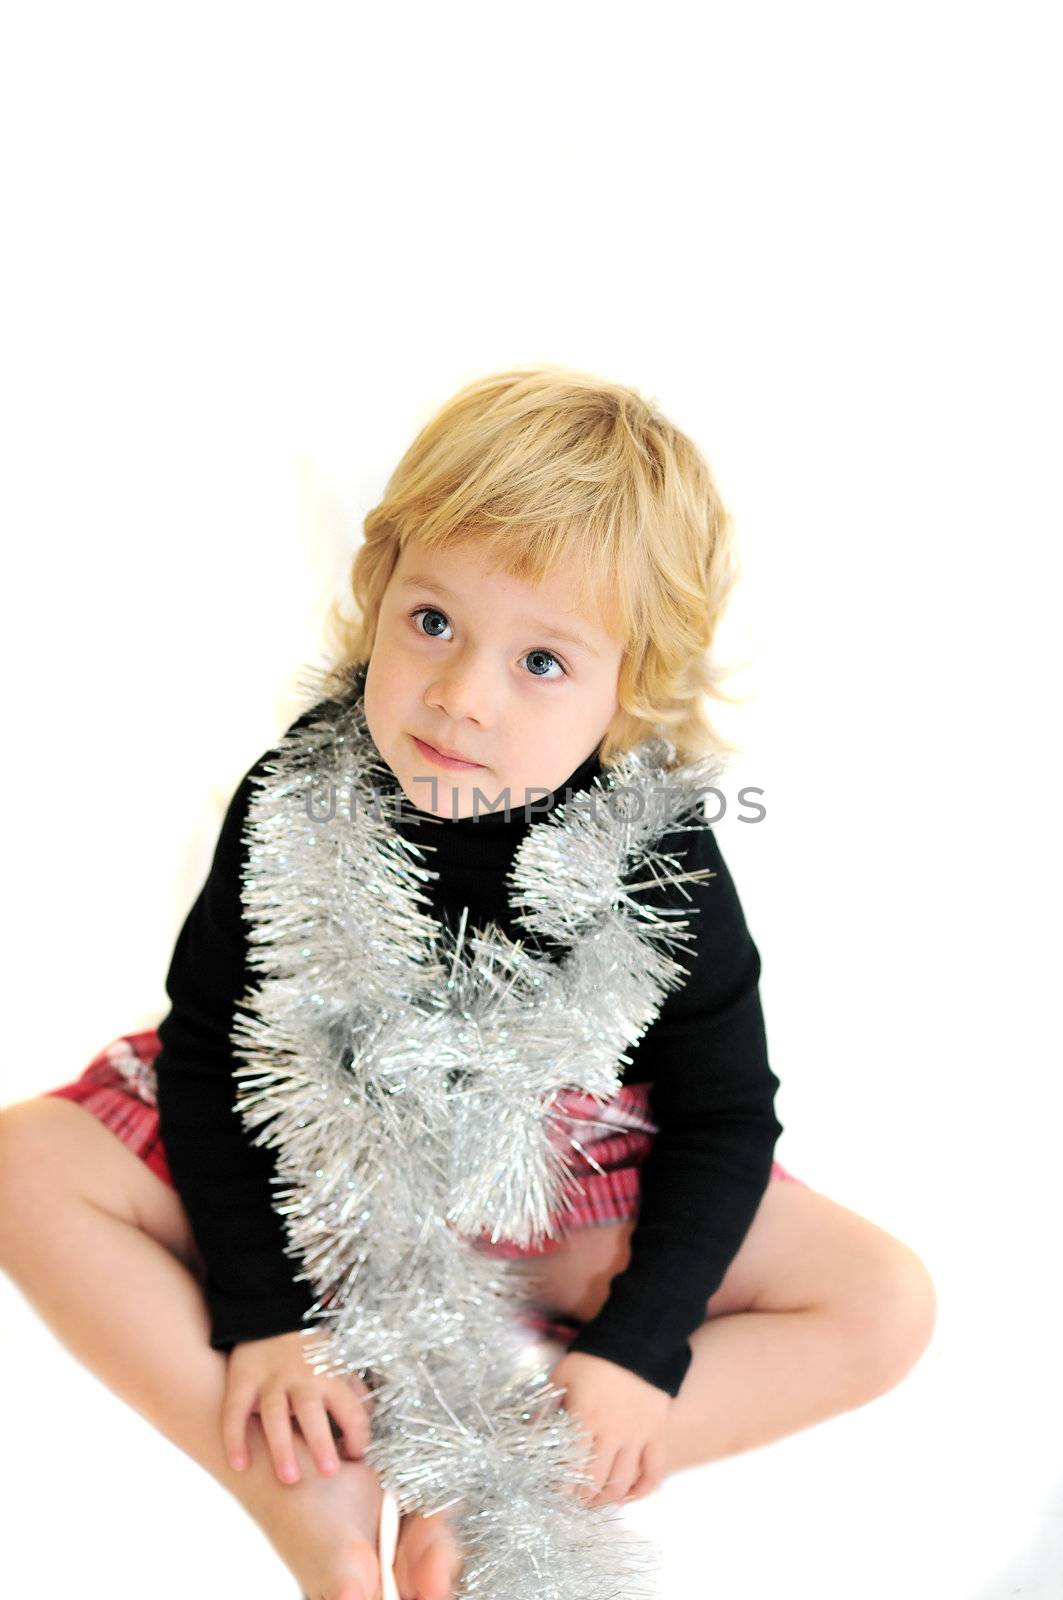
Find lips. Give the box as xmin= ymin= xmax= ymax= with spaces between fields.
xmin=411 ymin=735 xmax=483 ymax=770
xmin=424 ymin=738 xmax=472 ymax=761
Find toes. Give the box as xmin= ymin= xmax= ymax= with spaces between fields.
xmin=333 ymin=1576 xmax=375 ymax=1600
xmin=395 ymin=1515 xmax=462 ymax=1600
xmin=392 ymin=1532 xmax=412 ymax=1600
xmin=332 ymin=1542 xmax=381 ymax=1600
xmin=420 ymin=1538 xmax=456 ymax=1594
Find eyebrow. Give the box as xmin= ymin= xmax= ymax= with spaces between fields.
xmin=397 ymin=573 xmax=600 ymax=657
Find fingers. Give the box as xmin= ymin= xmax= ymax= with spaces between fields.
xmin=331 ymin=1381 xmax=372 ymax=1461
xmin=263 ymin=1381 xmax=371 ymax=1482
xmin=585 ymin=1441 xmax=626 ymax=1504
xmin=625 ymin=1440 xmax=665 ymax=1502
xmin=222 ymin=1362 xmax=374 ymax=1486
xmin=292 ymin=1390 xmax=343 ymax=1476
xmin=568 ymin=1437 xmax=619 ymax=1504
xmin=560 ymin=1463 xmax=597 ymax=1502
xmin=599 ymin=1444 xmax=644 ymax=1504
xmin=221 ymin=1383 xmax=256 ymax=1473
xmin=575 ymin=1441 xmax=648 ymax=1506
xmin=259 ymin=1388 xmax=302 ymax=1483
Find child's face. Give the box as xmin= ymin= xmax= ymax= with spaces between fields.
xmin=364 ymin=538 xmax=625 ymax=820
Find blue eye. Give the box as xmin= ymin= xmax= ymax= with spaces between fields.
xmin=409 ymin=607 xmax=568 ymax=680
xmin=521 ymin=647 xmax=566 ymax=680
xmin=412 ymin=606 xmax=450 ymax=641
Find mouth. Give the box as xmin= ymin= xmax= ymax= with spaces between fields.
xmin=410 ymin=735 xmax=485 ymax=772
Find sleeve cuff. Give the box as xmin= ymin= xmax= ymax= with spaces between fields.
xmin=207 ymin=1291 xmax=326 ymax=1354
xmin=563 ymin=1328 xmax=692 ymax=1398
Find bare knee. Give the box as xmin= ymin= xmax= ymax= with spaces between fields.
xmin=0 ymin=1099 xmax=93 ymax=1242
xmin=0 ymin=1097 xmax=198 ymax=1273
xmin=0 ymin=1088 xmax=203 ymax=1273
xmin=833 ymin=1238 xmax=938 ymax=1394
xmin=0 ymin=1097 xmax=63 ymax=1196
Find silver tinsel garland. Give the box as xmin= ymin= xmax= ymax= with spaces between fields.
xmin=229 ymin=664 xmax=726 ymax=1599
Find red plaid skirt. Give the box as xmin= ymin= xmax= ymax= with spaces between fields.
xmin=43 ymin=1030 xmax=804 ymax=1344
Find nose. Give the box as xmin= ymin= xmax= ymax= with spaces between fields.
xmin=424 ymin=655 xmax=497 ymax=729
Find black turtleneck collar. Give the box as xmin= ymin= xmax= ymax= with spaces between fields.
xmin=391 ymin=743 xmax=604 ymax=856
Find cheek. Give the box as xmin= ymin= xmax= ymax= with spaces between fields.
xmin=361 ymin=666 xmax=391 ymax=741
xmin=365 ymin=658 xmax=416 ymax=738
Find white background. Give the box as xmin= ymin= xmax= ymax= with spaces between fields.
xmin=2 ymin=3 xmax=1061 ymax=1596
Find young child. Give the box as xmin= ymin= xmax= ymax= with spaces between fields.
xmin=0 ymin=367 xmax=937 ymax=1600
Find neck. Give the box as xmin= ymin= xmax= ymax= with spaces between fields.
xmin=391 ymin=745 xmax=604 ymax=844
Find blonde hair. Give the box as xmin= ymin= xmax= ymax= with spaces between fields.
xmin=320 ymin=364 xmax=741 ymax=765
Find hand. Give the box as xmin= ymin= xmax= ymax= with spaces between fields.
xmin=222 ymin=1329 xmax=373 ymax=1485
xmin=548 ymin=1350 xmax=670 ymax=1505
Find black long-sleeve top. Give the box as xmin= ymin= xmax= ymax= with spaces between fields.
xmin=153 ymin=705 xmax=784 ymax=1397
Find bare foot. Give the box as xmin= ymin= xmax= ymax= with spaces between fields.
xmin=392 ymin=1500 xmax=465 ymax=1600
xmin=236 ymin=1417 xmax=384 ymax=1600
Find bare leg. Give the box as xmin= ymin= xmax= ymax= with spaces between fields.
xmin=0 ymin=1097 xmax=384 ymax=1600
xmin=659 ymin=1303 xmax=901 ymax=1475
xmin=662 ymin=1182 xmax=937 ymax=1478
xmin=513 ymin=1178 xmax=938 ymax=1491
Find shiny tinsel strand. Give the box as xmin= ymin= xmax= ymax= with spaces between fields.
xmin=227 ymin=662 xmax=727 ymax=1599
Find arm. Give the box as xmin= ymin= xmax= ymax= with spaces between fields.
xmin=153 ymin=726 xmax=322 ymax=1352
xmin=565 ymin=823 xmax=784 ymax=1397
